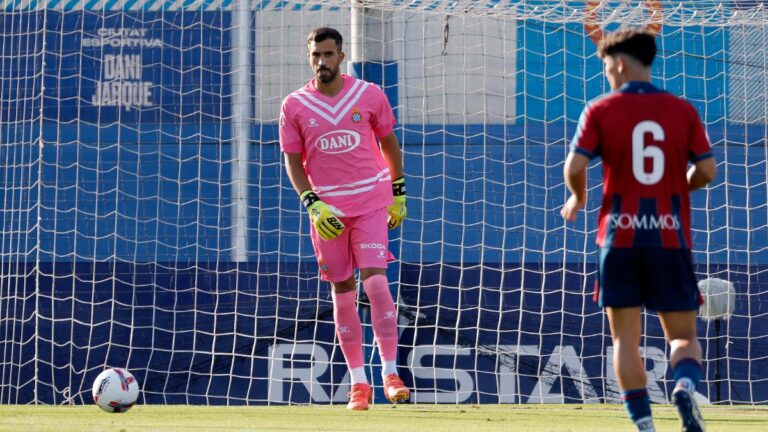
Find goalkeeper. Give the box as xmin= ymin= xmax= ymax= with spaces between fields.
xmin=279 ymin=27 xmax=409 ymax=411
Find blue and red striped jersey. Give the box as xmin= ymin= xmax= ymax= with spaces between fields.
xmin=570 ymin=81 xmax=713 ymax=249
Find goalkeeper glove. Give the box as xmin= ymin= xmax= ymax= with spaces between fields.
xmin=301 ymin=190 xmax=345 ymax=240
xmin=387 ymin=177 xmax=407 ymax=230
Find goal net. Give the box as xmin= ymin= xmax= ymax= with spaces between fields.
xmin=0 ymin=0 xmax=766 ymax=406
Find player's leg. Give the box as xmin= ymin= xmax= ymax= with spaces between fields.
xmin=353 ymin=207 xmax=410 ymax=403
xmin=606 ymin=306 xmax=654 ymax=431
xmin=658 ymin=310 xmax=702 ymax=379
xmin=659 ymin=311 xmax=705 ymax=432
xmin=599 ymin=247 xmax=655 ymax=431
xmin=331 ymin=277 xmax=366 ymax=385
xmin=359 ymin=267 xmax=409 ymax=403
xmin=332 ymin=277 xmax=372 ymax=410
xmin=647 ymin=249 xmax=704 ymax=432
xmin=359 ymin=268 xmax=397 ymax=369
xmin=310 ymin=223 xmax=371 ymax=410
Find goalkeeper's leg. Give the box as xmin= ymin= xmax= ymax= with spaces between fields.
xmin=311 ymin=224 xmax=371 ymax=409
xmin=361 ymin=270 xmax=410 ymax=404
xmin=332 ymin=283 xmax=371 ymax=410
xmin=607 ymin=306 xmax=656 ymax=431
xmin=361 ymin=271 xmax=397 ymax=363
xmin=354 ymin=208 xmax=409 ymax=403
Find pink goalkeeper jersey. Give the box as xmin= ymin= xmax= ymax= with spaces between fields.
xmin=280 ymin=74 xmax=396 ymax=217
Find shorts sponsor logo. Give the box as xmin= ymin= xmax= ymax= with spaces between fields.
xmin=360 ymin=242 xmax=386 ymax=249
xmin=610 ymin=213 xmax=680 ymax=230
xmin=315 ymin=130 xmax=361 ymax=154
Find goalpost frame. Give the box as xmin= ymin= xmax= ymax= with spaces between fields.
xmin=230 ymin=0 xmax=252 ymax=262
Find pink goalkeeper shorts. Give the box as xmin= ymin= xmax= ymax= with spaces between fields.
xmin=309 ymin=207 xmax=395 ymax=282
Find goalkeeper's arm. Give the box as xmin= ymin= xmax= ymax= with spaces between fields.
xmin=379 ymin=132 xmax=406 ymax=229
xmin=379 ymin=131 xmax=404 ymax=182
xmin=284 ymin=152 xmax=313 ymax=194
xmin=284 ymin=152 xmax=345 ymax=240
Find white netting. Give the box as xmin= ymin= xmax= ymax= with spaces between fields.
xmin=0 ymin=0 xmax=766 ymax=406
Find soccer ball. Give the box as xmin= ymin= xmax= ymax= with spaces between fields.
xmin=92 ymin=368 xmax=139 ymax=413
xmin=698 ymin=277 xmax=736 ymax=321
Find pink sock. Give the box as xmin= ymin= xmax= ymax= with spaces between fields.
xmin=362 ymin=275 xmax=398 ymax=362
xmin=332 ymin=290 xmax=364 ymax=370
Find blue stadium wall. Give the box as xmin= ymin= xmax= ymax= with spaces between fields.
xmin=1 ymin=6 xmax=766 ymax=405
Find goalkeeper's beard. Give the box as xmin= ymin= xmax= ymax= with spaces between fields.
xmin=316 ymin=66 xmax=338 ymax=84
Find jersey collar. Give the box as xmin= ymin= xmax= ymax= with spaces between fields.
xmin=619 ymin=81 xmax=663 ymax=94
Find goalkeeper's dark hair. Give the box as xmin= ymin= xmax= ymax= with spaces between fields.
xmin=307 ymin=27 xmax=343 ymax=52
xmin=597 ymin=28 xmax=657 ymax=67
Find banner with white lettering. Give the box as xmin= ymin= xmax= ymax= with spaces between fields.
xmin=44 ymin=11 xmax=230 ymax=125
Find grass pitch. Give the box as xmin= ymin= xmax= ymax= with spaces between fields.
xmin=1 ymin=404 xmax=766 ymax=431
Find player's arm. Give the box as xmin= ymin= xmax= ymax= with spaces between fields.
xmin=687 ymin=156 xmax=716 ymax=191
xmin=562 ymin=102 xmax=599 ymax=222
xmin=380 ymin=131 xmax=404 ymax=179
xmin=279 ymin=103 xmax=313 ymax=196
xmin=283 ymin=151 xmax=345 ymax=240
xmin=685 ymin=103 xmax=717 ymax=191
xmin=561 ymin=151 xmax=590 ymax=221
xmin=284 ymin=151 xmax=312 ymax=194
xmin=379 ymin=131 xmax=406 ymax=229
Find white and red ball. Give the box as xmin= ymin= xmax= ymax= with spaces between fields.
xmin=92 ymin=368 xmax=139 ymax=413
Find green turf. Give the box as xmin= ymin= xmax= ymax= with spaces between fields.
xmin=1 ymin=404 xmax=766 ymax=431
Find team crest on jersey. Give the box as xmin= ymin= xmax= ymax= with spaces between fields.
xmin=351 ymin=109 xmax=362 ymax=123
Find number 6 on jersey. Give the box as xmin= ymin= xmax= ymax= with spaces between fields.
xmin=632 ymin=120 xmax=665 ymax=185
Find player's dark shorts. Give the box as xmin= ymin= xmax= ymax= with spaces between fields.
xmin=595 ymin=247 xmax=702 ymax=311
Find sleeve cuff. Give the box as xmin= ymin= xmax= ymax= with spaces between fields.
xmin=690 ymin=152 xmax=713 ymax=162
xmin=572 ymin=147 xmax=596 ymax=160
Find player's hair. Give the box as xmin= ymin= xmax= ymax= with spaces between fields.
xmin=597 ymin=28 xmax=657 ymax=67
xmin=307 ymin=27 xmax=343 ymax=52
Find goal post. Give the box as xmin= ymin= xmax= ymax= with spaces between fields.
xmin=0 ymin=0 xmax=766 ymax=406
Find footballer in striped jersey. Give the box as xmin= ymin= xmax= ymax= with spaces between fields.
xmin=562 ymin=28 xmax=716 ymax=432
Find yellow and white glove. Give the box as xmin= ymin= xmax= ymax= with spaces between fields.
xmin=387 ymin=177 xmax=407 ymax=230
xmin=301 ymin=190 xmax=345 ymax=240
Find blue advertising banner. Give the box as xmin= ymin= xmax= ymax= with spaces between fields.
xmin=43 ymin=11 xmax=229 ymax=126
xmin=5 ymin=262 xmax=764 ymax=405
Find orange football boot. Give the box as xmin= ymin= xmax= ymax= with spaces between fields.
xmin=347 ymin=383 xmax=372 ymax=410
xmin=383 ymin=374 xmax=410 ymax=404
